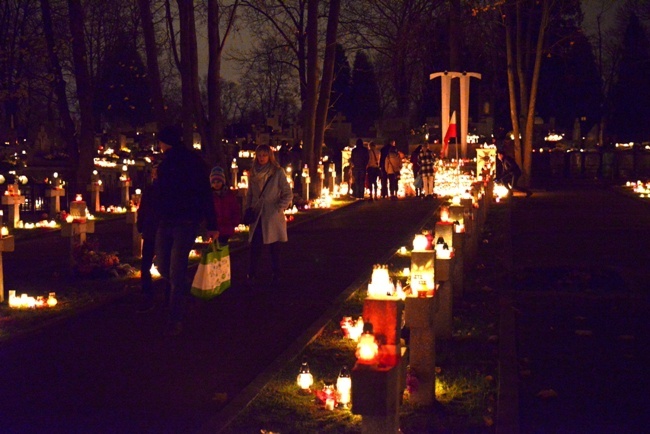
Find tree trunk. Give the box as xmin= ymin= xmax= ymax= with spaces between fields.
xmin=302 ymin=0 xmax=319 ymax=183
xmin=137 ymin=0 xmax=168 ymax=128
xmin=522 ymin=0 xmax=550 ymax=186
xmin=207 ymin=0 xmax=238 ymax=168
xmin=67 ymin=0 xmax=96 ymax=192
xmin=313 ymin=0 xmax=341 ymax=181
xmin=504 ymin=5 xmax=522 ymax=164
xmin=177 ymin=0 xmax=196 ymax=147
xmin=40 ymin=0 xmax=77 ymax=153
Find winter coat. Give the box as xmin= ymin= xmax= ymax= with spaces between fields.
xmin=245 ymin=165 xmax=293 ymax=244
xmin=136 ymin=180 xmax=161 ymax=240
xmin=351 ymin=145 xmax=370 ymax=170
xmin=384 ymin=148 xmax=402 ymax=175
xmin=418 ymin=148 xmax=436 ymax=176
xmin=156 ymin=146 xmax=217 ymax=230
xmin=212 ymin=188 xmax=242 ymax=239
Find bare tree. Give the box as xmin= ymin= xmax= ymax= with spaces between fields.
xmin=236 ymin=0 xmax=340 ymax=188
xmin=341 ymin=0 xmax=442 ymax=118
xmin=206 ymin=0 xmax=239 ymax=166
xmin=137 ymin=0 xmax=168 ymax=127
xmin=67 ymin=0 xmax=96 ymax=190
xmin=499 ymin=0 xmax=557 ymax=186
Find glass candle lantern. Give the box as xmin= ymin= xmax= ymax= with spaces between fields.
xmin=296 ymin=361 xmax=314 ymax=391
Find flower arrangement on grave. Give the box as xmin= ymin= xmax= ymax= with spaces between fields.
xmin=72 ymin=236 xmax=120 ymax=277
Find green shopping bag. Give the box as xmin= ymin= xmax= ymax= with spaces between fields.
xmin=191 ymin=241 xmax=231 ymax=299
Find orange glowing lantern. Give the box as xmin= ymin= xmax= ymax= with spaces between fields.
xmin=355 ymin=322 xmax=379 ymax=365
xmin=439 ymin=206 xmax=450 ymax=222
xmin=47 ymin=292 xmax=58 ymax=307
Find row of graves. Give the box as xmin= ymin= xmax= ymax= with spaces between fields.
xmin=250 ymin=147 xmax=501 ymax=433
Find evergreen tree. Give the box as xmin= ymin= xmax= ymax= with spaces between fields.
xmin=538 ymin=30 xmax=602 ymax=133
xmin=609 ymin=13 xmax=650 ymax=142
xmin=350 ymin=51 xmax=380 ymax=137
xmin=330 ymin=44 xmax=352 ymax=121
xmin=95 ymin=34 xmax=153 ymax=128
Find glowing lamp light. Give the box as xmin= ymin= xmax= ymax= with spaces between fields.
xmin=368 ymin=264 xmax=395 ymax=298
xmin=341 ymin=316 xmax=364 ymax=341
xmin=356 ymin=322 xmax=379 ymax=364
xmin=413 ymin=234 xmax=428 ymax=251
xmin=436 ymin=242 xmax=452 ymax=260
xmin=336 ymin=366 xmax=352 ymax=406
xmin=47 ymin=292 xmax=58 ymax=307
xmin=440 ymin=206 xmax=450 ymax=222
xmin=65 ymin=215 xmax=74 ymax=223
xmin=75 ymin=194 xmax=83 ymax=202
xmin=296 ymin=361 xmax=314 ymax=391
xmin=1 ymin=226 xmax=8 ymax=237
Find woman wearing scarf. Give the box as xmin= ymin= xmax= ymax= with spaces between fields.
xmin=245 ymin=144 xmax=293 ymax=288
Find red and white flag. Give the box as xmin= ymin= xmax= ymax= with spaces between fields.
xmin=442 ymin=111 xmax=457 ymax=158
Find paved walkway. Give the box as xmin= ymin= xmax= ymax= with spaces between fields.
xmin=0 ymin=197 xmax=439 ymax=433
xmin=3 ymin=182 xmax=649 ymax=433
xmin=502 ymin=182 xmax=650 ymax=433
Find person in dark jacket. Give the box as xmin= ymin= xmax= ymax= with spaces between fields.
xmin=350 ymin=138 xmax=369 ymax=199
xmin=135 ymin=162 xmax=164 ymax=313
xmin=496 ymin=150 xmax=533 ymax=197
xmin=379 ymin=140 xmax=393 ymax=199
xmin=154 ymin=125 xmax=219 ymax=336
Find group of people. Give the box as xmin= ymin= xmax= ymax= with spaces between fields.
xmin=349 ymin=139 xmax=439 ymax=200
xmin=136 ymin=126 xmax=291 ymax=336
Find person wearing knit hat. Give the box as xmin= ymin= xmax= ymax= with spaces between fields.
xmin=210 ymin=166 xmax=227 ymax=186
xmin=210 ymin=166 xmax=241 ymax=246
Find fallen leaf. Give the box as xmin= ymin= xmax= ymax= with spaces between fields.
xmin=212 ymin=392 xmax=228 ymax=404
xmin=485 ymin=375 xmax=494 ymax=382
xmin=483 ymin=415 xmax=494 ymax=426
xmin=536 ymin=389 xmax=558 ymax=399
xmin=575 ymin=330 xmax=593 ymax=336
xmin=618 ymin=335 xmax=635 ymax=341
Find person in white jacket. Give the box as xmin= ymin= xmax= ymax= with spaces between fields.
xmin=245 ymin=144 xmax=293 ymax=287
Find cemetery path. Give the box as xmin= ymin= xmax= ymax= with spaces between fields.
xmin=507 ymin=183 xmax=650 ymax=433
xmin=0 ymin=197 xmax=439 ymax=433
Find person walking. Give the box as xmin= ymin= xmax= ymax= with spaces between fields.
xmin=410 ymin=144 xmax=422 ymax=197
xmin=496 ymin=150 xmax=533 ymax=197
xmin=350 ymin=138 xmax=369 ymax=200
xmin=379 ymin=140 xmax=393 ymax=199
xmin=384 ymin=140 xmax=402 ymax=200
xmin=210 ymin=166 xmax=241 ymax=245
xmin=418 ymin=142 xmax=437 ymax=199
xmin=135 ymin=162 xmax=164 ymax=313
xmin=245 ymin=144 xmax=293 ymax=288
xmin=154 ymin=125 xmax=219 ymax=336
xmin=366 ymin=141 xmax=381 ymax=200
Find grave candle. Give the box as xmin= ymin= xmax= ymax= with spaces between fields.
xmin=355 ymin=322 xmax=379 ymax=365
xmin=296 ymin=361 xmax=314 ymax=391
xmin=336 ymin=366 xmax=352 ymax=407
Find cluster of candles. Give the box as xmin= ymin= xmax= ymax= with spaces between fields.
xmin=296 ymin=361 xmax=352 ymax=410
xmin=625 ymin=180 xmax=650 ymax=198
xmin=100 ymin=205 xmax=127 ymax=214
xmin=7 ymin=290 xmax=57 ymax=309
xmin=367 ymin=265 xmax=405 ymax=299
xmin=14 ymin=220 xmax=58 ymax=230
